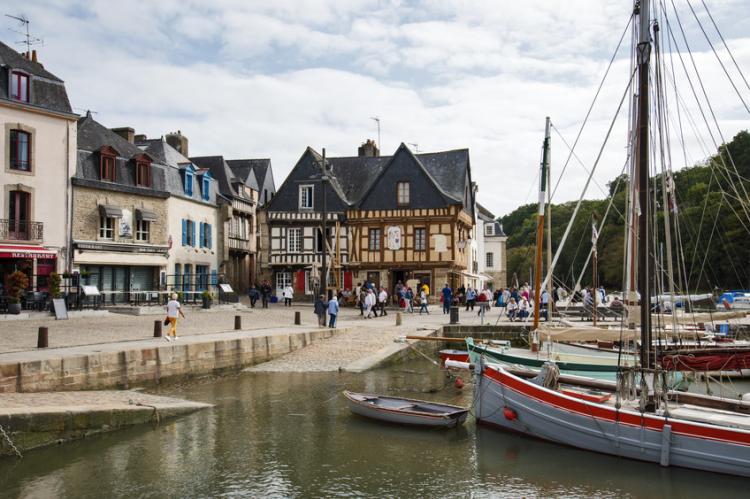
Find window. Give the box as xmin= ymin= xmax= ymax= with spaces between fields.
xmin=368 ymin=228 xmax=381 ymax=251
xmin=199 ymin=222 xmax=212 ymax=248
xmin=183 ymin=264 xmax=192 ymax=292
xmin=288 ymin=227 xmax=302 ymax=252
xmin=397 ymin=181 xmax=410 ymax=206
xmin=182 ymin=219 xmax=196 ymax=246
xmin=100 ymin=154 xmax=116 ymax=182
xmin=485 ymin=224 xmax=494 ymax=236
xmin=486 ymin=252 xmax=494 ymax=268
xmin=415 ymin=228 xmax=426 ymax=251
xmin=8 ymin=190 xmax=30 ymax=239
xmin=135 ymin=161 xmax=151 ymax=187
xmin=276 ymin=271 xmax=292 ymax=291
xmin=99 ymin=216 xmax=114 ymax=239
xmin=9 ymin=130 xmax=31 ymax=171
xmin=136 ymin=220 xmax=150 ymax=241
xmin=299 ymin=185 xmax=313 ymax=209
xmin=201 ymin=176 xmax=210 ymax=201
xmin=316 ymin=227 xmax=331 ymax=252
xmin=195 ymin=265 xmax=209 ymax=291
xmin=10 ymin=71 xmax=29 ymax=102
xmin=185 ymin=172 xmax=194 ymax=196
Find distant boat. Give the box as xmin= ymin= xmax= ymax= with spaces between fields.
xmin=342 ymin=391 xmax=469 ymax=428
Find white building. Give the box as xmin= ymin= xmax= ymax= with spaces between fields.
xmin=477 ymin=203 xmax=507 ymax=288
xmin=0 ymin=44 xmax=77 ymax=291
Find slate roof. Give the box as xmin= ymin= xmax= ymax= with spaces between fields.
xmin=476 ymin=202 xmax=495 ymax=221
xmin=476 ymin=202 xmax=505 ymax=236
xmin=74 ymin=113 xmax=169 ymax=196
xmin=226 ymin=159 xmax=261 ymax=190
xmin=190 ymin=155 xmax=256 ymax=202
xmin=0 ymin=42 xmax=73 ymax=115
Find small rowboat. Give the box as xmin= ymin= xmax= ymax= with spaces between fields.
xmin=439 ymin=349 xmax=470 ymax=364
xmin=343 ymin=390 xmax=469 ymax=428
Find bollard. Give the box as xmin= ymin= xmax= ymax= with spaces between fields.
xmin=450 ymin=306 xmax=459 ymax=325
xmin=37 ymin=326 xmax=49 ymax=348
xmin=395 ymin=312 xmax=402 ymax=326
xmin=235 ymin=315 xmax=242 ymax=330
xmin=294 ymin=311 xmax=301 ymax=325
xmin=153 ymin=320 xmax=162 ymax=337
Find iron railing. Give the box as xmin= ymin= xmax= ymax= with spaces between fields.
xmin=0 ymin=219 xmax=43 ymax=241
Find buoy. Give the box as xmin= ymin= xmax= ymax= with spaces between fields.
xmin=454 ymin=377 xmax=464 ymax=389
xmin=503 ymin=407 xmax=518 ymax=421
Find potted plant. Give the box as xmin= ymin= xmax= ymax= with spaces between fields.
xmin=49 ymin=272 xmax=62 ymax=299
xmin=201 ymin=290 xmax=213 ymax=309
xmin=7 ymin=270 xmax=29 ymax=314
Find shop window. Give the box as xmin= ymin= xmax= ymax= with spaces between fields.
xmin=9 ymin=130 xmax=31 ymax=171
xmin=136 ymin=220 xmax=150 ymax=242
xmin=100 ymin=216 xmax=114 ymax=239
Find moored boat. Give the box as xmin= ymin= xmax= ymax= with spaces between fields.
xmin=342 ymin=390 xmax=469 ymax=428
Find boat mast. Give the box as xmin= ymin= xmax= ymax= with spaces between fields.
xmin=635 ymin=0 xmax=652 ymax=368
xmin=533 ymin=117 xmax=551 ymax=331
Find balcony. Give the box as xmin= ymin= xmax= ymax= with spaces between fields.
xmin=0 ymin=219 xmax=44 ymax=242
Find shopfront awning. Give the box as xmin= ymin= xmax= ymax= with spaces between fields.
xmin=98 ymin=204 xmax=123 ymax=218
xmin=451 ymin=270 xmax=493 ymax=281
xmin=0 ymin=244 xmax=57 ymax=259
xmin=136 ymin=209 xmax=158 ymax=222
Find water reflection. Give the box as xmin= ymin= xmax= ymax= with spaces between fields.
xmin=1 ymin=361 xmax=748 ymax=498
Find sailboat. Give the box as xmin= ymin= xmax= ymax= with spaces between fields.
xmin=469 ymin=0 xmax=750 ymax=476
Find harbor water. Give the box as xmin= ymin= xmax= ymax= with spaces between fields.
xmin=1 ymin=359 xmax=748 ymax=498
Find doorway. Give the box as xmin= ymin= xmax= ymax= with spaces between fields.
xmin=366 ymin=271 xmax=380 ymax=290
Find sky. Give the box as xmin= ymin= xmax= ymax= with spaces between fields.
xmin=7 ymin=0 xmax=750 ymax=218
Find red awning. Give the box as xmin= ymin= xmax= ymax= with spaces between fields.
xmin=0 ymin=244 xmax=57 ymax=259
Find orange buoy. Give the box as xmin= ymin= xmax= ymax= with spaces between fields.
xmin=503 ymin=407 xmax=518 ymax=421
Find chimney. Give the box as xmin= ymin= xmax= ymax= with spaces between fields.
xmin=134 ymin=134 xmax=148 ymax=143
xmin=358 ymin=139 xmax=379 ymax=157
xmin=165 ymin=130 xmax=189 ymax=157
xmin=31 ymin=50 xmax=37 ymax=63
xmin=111 ymin=127 xmax=135 ymax=144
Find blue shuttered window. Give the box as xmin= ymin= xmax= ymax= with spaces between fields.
xmin=181 ymin=219 xmax=187 ymax=246
xmin=207 ymin=223 xmax=212 ymax=249
xmin=191 ymin=221 xmax=196 ymax=247
xmin=211 ymin=270 xmax=218 ymax=286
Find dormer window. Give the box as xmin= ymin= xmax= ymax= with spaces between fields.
xmin=99 ymin=147 xmax=117 ymax=182
xmin=299 ymin=185 xmax=313 ymax=210
xmin=397 ymin=181 xmax=410 ymax=206
xmin=485 ymin=224 xmax=494 ymax=236
xmin=11 ymin=71 xmax=30 ymax=102
xmin=185 ymin=170 xmax=194 ymax=196
xmin=201 ymin=174 xmax=211 ymax=201
xmin=135 ymin=159 xmax=151 ymax=187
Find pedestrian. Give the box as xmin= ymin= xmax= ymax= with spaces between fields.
xmin=465 ymin=286 xmax=476 ymax=311
xmin=540 ymin=289 xmax=550 ymax=321
xmin=328 ymin=295 xmax=339 ymax=328
xmin=394 ymin=280 xmax=404 ymax=306
xmin=283 ymin=284 xmax=294 ymax=307
xmin=518 ymin=296 xmax=530 ymax=320
xmin=354 ymin=282 xmax=362 ymax=310
xmin=507 ymin=297 xmax=519 ymax=321
xmin=260 ymin=280 xmax=271 ymax=308
xmin=457 ymin=284 xmax=466 ymax=305
xmin=364 ymin=288 xmax=376 ymax=318
xmin=419 ymin=287 xmax=429 ymax=314
xmin=247 ymin=283 xmax=259 ymax=308
xmin=378 ymin=287 xmax=388 ymax=316
xmin=405 ymin=287 xmax=414 ymax=313
xmin=441 ymin=283 xmax=452 ymax=314
xmin=165 ymin=292 xmax=185 ymax=341
xmin=314 ymin=294 xmax=326 ymax=327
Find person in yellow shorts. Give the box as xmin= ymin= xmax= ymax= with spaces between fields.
xmin=165 ymin=293 xmax=185 ymax=341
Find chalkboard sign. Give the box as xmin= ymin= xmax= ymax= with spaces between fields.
xmin=52 ymin=298 xmax=68 ymax=320
xmin=219 ymin=284 xmax=234 ymax=293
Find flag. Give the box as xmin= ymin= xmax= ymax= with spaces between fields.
xmin=591 ymin=222 xmax=599 ymax=246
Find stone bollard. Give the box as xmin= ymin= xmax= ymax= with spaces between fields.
xmin=294 ymin=311 xmax=301 ymax=325
xmin=395 ymin=312 xmax=402 ymax=326
xmin=235 ymin=315 xmax=242 ymax=330
xmin=450 ymin=306 xmax=459 ymax=324
xmin=153 ymin=320 xmax=162 ymax=337
xmin=37 ymin=326 xmax=49 ymax=348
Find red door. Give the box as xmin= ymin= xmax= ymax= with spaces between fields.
xmin=344 ymin=271 xmax=353 ymax=290
xmin=295 ymin=270 xmax=306 ymax=293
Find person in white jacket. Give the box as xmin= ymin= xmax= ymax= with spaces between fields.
xmin=283 ymin=285 xmax=294 ymax=307
xmin=364 ymin=289 xmax=377 ymax=319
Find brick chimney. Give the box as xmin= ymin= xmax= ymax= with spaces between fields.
xmin=358 ymin=139 xmax=379 ymax=157
xmin=111 ymin=127 xmax=135 ymax=144
xmin=165 ymin=130 xmax=189 ymax=157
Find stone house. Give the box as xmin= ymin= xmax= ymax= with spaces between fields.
xmin=0 ymin=43 xmax=77 ymax=291
xmin=71 ymin=114 xmax=169 ymax=303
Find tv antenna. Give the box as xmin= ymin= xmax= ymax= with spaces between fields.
xmin=5 ymin=14 xmax=44 ymax=55
xmin=369 ymin=116 xmax=381 ymax=150
xmin=408 ymin=142 xmax=420 ymax=153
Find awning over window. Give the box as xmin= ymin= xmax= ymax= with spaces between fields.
xmin=136 ymin=209 xmax=158 ymax=222
xmin=0 ymin=244 xmax=57 ymax=259
xmin=98 ymin=204 xmax=123 ymax=218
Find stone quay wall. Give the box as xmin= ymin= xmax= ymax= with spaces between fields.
xmin=0 ymin=328 xmax=343 ymax=393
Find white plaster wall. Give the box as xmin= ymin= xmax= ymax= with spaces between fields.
xmin=166 ymin=195 xmax=220 ymax=276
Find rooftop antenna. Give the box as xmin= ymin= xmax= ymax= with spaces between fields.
xmin=408 ymin=142 xmax=420 ymax=153
xmin=369 ymin=116 xmax=381 ymax=150
xmin=5 ymin=14 xmax=44 ymax=55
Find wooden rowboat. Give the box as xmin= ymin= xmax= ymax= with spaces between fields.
xmin=343 ymin=390 xmax=469 ymax=428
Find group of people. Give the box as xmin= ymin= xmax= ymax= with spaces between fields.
xmin=245 ymin=281 xmax=275 ymax=308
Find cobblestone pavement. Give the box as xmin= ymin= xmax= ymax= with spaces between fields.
xmin=0 ymin=299 xmax=506 ymax=354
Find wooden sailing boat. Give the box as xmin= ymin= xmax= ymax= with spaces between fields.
xmin=469 ymin=0 xmax=750 ymax=477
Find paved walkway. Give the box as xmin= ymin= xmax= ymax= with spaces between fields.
xmin=0 ymin=390 xmax=212 ymax=414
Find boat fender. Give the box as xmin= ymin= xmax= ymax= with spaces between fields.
xmin=742 ymin=393 xmax=750 ymax=402
xmin=503 ymin=407 xmax=518 ymax=421
xmin=454 ymin=377 xmax=464 ymax=389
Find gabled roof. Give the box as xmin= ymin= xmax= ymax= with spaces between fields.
xmin=476 ymin=202 xmax=496 ymax=221
xmin=0 ymin=42 xmax=73 ymax=114
xmin=226 ymin=159 xmax=261 ymax=190
xmin=78 ymin=112 xmax=147 ymax=158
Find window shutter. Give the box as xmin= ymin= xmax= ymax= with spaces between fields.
xmin=181 ymin=219 xmax=187 ymax=246
xmin=199 ymin=222 xmax=205 ymax=248
xmin=207 ymin=224 xmax=212 ymax=249
xmin=211 ymin=270 xmax=218 ymax=286
xmin=191 ymin=221 xmax=196 ymax=247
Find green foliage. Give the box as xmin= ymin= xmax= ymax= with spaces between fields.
xmin=49 ymin=272 xmax=62 ymax=299
xmin=7 ymin=271 xmax=29 ymax=304
xmin=500 ymin=130 xmax=750 ymax=292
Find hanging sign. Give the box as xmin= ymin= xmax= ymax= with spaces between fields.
xmin=387 ymin=226 xmax=402 ymax=250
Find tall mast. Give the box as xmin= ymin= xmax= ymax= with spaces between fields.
xmin=636 ymin=0 xmax=652 ymax=368
xmin=532 ymin=117 xmax=551 ymax=331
